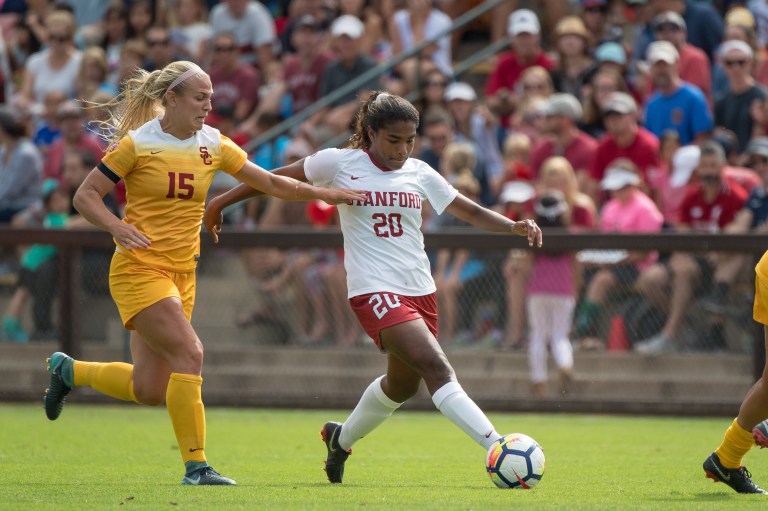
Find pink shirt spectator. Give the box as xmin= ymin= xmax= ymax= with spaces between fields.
xmin=600 ymin=189 xmax=664 ymax=269
xmin=529 ymin=131 xmax=597 ymax=180
xmin=527 ymin=253 xmax=574 ymax=296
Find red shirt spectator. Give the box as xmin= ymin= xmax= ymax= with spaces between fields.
xmin=44 ymin=101 xmax=104 ymax=181
xmin=679 ymin=182 xmax=746 ymax=231
xmin=591 ymin=127 xmax=660 ymax=182
xmin=529 ymin=131 xmax=597 ymax=180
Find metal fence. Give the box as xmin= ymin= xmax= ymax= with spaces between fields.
xmin=0 ymin=227 xmax=764 ymax=362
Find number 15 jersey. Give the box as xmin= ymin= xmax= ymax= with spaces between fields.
xmin=304 ymin=148 xmax=458 ymax=298
xmin=99 ymin=118 xmax=247 ymax=271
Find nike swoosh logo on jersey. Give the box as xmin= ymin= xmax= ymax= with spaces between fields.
xmin=350 ymin=176 xmax=364 ymax=180
xmin=150 ymin=150 xmax=164 ymax=154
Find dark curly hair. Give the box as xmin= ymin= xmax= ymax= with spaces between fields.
xmin=347 ymin=91 xmax=419 ymax=150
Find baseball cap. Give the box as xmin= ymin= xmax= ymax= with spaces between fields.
xmin=444 ymin=82 xmax=477 ymax=102
xmin=284 ymin=137 xmax=314 ymax=160
xmin=555 ymin=16 xmax=589 ymax=39
xmin=647 ymin=40 xmax=679 ymax=64
xmin=508 ymin=9 xmax=540 ymax=36
xmin=595 ymin=42 xmax=627 ymax=65
xmin=603 ymin=92 xmax=637 ymax=115
xmin=499 ymin=181 xmax=535 ymax=204
xmin=57 ymin=100 xmax=82 ymax=119
xmin=544 ymin=93 xmax=583 ymax=120
xmin=669 ymin=145 xmax=701 ymax=187
xmin=718 ymin=39 xmax=754 ymax=60
xmin=295 ymin=15 xmax=322 ymax=31
xmin=653 ymin=11 xmax=686 ymax=32
xmin=601 ymin=166 xmax=641 ymax=190
xmin=534 ymin=189 xmax=567 ymax=224
xmin=746 ymin=137 xmax=768 ymax=158
xmin=725 ymin=6 xmax=756 ymax=28
xmin=331 ymin=15 xmax=364 ymax=38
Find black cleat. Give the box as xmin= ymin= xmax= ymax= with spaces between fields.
xmin=181 ymin=465 xmax=237 ymax=485
xmin=703 ymin=452 xmax=767 ymax=494
xmin=321 ymin=421 xmax=351 ymax=483
xmin=44 ymin=352 xmax=74 ymax=421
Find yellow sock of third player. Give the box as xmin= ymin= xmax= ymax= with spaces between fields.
xmin=716 ymin=418 xmax=755 ymax=468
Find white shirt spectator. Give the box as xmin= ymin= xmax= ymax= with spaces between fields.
xmin=210 ymin=0 xmax=276 ymax=66
xmin=24 ymin=49 xmax=82 ymax=104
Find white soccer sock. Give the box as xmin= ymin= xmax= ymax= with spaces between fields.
xmin=338 ymin=375 xmax=402 ymax=451
xmin=431 ymin=381 xmax=499 ymax=450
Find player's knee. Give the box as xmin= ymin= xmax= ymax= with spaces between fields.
xmin=417 ymin=353 xmax=455 ymax=385
xmin=133 ymin=384 xmax=165 ymax=406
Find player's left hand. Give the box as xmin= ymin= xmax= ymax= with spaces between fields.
xmin=319 ymin=188 xmax=368 ymax=205
xmin=512 ymin=219 xmax=542 ymax=248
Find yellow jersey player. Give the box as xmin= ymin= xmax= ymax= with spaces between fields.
xmin=703 ymin=250 xmax=768 ymax=494
xmin=43 ymin=60 xmax=364 ymax=486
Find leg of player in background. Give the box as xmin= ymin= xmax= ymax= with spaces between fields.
xmin=703 ymin=276 xmax=768 ymax=494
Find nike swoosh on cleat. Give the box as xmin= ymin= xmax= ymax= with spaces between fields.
xmin=713 ymin=464 xmax=731 ymax=482
xmin=183 ymin=475 xmax=201 ymax=485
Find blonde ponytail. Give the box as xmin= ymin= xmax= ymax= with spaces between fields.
xmin=90 ymin=61 xmax=205 ymax=147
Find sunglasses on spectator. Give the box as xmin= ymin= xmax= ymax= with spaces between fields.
xmin=214 ymin=45 xmax=237 ymax=52
xmin=426 ymin=81 xmax=448 ymax=87
xmin=48 ymin=33 xmax=71 ymax=42
xmin=147 ymin=39 xmax=170 ymax=47
xmin=584 ymin=6 xmax=606 ymax=14
xmin=655 ymin=24 xmax=681 ymax=33
xmin=751 ymin=156 xmax=768 ymax=165
xmin=427 ymin=134 xmax=449 ymax=143
xmin=724 ymin=59 xmax=748 ymax=67
xmin=523 ymin=82 xmax=547 ymax=91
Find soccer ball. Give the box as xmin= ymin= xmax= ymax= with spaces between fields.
xmin=485 ymin=433 xmax=545 ymax=489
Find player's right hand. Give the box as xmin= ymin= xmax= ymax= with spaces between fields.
xmin=111 ymin=222 xmax=151 ymax=251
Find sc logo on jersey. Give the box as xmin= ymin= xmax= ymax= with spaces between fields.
xmin=199 ymin=146 xmax=212 ymax=165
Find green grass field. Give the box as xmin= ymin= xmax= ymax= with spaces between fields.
xmin=2 ymin=403 xmax=768 ymax=510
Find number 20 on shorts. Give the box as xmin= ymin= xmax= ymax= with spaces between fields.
xmin=369 ymin=293 xmax=402 ymax=319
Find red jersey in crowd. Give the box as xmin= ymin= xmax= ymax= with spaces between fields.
xmin=679 ymin=182 xmax=747 ymax=232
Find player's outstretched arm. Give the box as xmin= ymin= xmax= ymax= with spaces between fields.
xmin=444 ymin=193 xmax=542 ymax=248
xmin=204 ymin=160 xmax=366 ymax=243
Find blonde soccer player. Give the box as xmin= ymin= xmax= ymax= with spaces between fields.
xmin=44 ymin=61 xmax=364 ymax=485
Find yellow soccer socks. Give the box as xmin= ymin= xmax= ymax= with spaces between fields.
xmin=73 ymin=361 xmax=138 ymax=403
xmin=716 ymin=418 xmax=755 ymax=468
xmin=167 ymin=373 xmax=207 ymax=464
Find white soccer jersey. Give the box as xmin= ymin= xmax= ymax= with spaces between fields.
xmin=304 ymin=148 xmax=458 ymax=298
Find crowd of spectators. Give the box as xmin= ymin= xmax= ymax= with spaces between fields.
xmin=0 ymin=1 xmax=767 ymax=371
